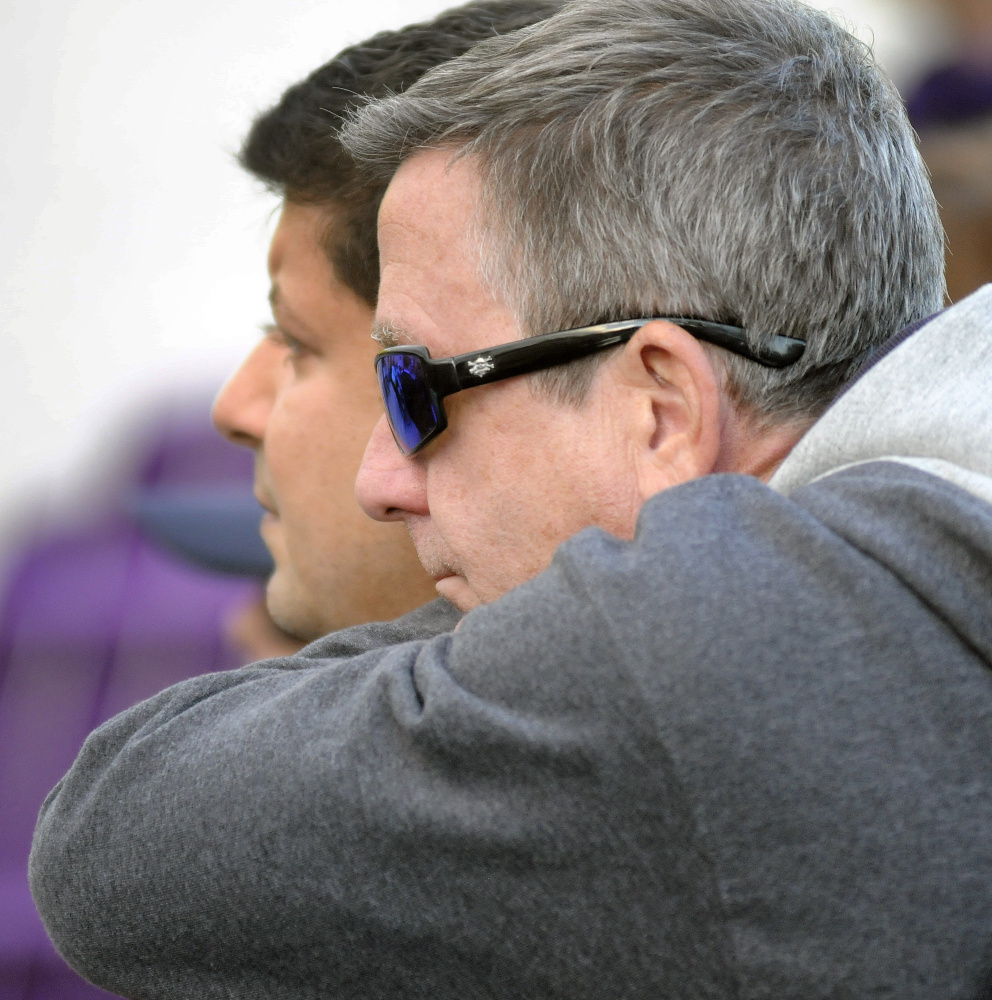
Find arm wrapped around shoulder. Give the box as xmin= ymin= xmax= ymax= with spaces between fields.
xmin=28 ymin=548 xmax=731 ymax=1000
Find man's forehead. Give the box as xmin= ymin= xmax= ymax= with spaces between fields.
xmin=376 ymin=152 xmax=485 ymax=355
xmin=375 ymin=149 xmax=523 ymax=357
xmin=382 ymin=149 xmax=478 ymax=216
xmin=383 ymin=150 xmax=489 ymax=250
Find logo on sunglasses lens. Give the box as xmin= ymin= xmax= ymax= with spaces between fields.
xmin=467 ymin=355 xmax=495 ymax=377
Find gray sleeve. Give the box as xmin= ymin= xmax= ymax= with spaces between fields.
xmin=295 ymin=595 xmax=463 ymax=660
xmin=28 ymin=554 xmax=732 ymax=1000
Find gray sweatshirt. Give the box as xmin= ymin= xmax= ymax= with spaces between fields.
xmin=29 ymin=287 xmax=992 ymax=999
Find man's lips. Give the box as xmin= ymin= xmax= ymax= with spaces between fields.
xmin=256 ymin=498 xmax=280 ymax=536
xmin=254 ymin=491 xmax=278 ymax=517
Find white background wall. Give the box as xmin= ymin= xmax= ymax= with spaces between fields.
xmin=0 ymin=0 xmax=951 ymax=562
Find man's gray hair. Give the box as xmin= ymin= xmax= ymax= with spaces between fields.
xmin=342 ymin=0 xmax=945 ymax=422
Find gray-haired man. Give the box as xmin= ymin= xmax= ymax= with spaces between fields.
xmin=30 ymin=1 xmax=992 ymax=998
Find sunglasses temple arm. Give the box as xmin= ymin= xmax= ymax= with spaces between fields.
xmin=430 ymin=318 xmax=805 ymax=398
xmin=680 ymin=321 xmax=805 ymax=368
xmin=447 ymin=330 xmax=636 ymax=392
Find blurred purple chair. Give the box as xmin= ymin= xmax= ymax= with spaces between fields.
xmin=906 ymin=62 xmax=992 ymax=128
xmin=0 ymin=402 xmax=263 ymax=999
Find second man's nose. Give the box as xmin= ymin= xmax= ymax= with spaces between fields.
xmin=212 ymin=339 xmax=282 ymax=448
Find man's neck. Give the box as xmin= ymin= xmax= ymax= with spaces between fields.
xmin=714 ymin=405 xmax=810 ymax=482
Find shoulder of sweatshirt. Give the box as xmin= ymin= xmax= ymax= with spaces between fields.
xmin=28 ymin=464 xmax=992 ymax=999
xmin=294 ymin=595 xmax=463 ymax=661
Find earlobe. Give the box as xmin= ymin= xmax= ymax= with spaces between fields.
xmin=620 ymin=321 xmax=722 ymax=499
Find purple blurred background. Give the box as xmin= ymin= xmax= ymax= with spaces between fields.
xmin=0 ymin=403 xmax=258 ymax=999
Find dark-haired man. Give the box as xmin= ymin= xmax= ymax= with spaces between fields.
xmin=212 ymin=0 xmax=563 ymax=643
xmin=31 ymin=1 xmax=992 ymax=998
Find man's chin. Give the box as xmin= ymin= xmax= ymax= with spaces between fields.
xmin=264 ymin=571 xmax=321 ymax=643
xmin=433 ymin=575 xmax=482 ymax=612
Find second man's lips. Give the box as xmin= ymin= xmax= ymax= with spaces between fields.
xmin=254 ymin=490 xmax=277 ymax=516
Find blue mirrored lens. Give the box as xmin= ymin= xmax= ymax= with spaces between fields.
xmin=376 ymin=353 xmax=441 ymax=454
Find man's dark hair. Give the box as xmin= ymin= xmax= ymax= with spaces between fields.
xmin=239 ymin=0 xmax=564 ymax=305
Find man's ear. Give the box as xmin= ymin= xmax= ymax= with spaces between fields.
xmin=610 ymin=320 xmax=723 ymax=499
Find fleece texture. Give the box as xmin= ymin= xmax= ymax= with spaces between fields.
xmin=29 ymin=287 xmax=992 ymax=999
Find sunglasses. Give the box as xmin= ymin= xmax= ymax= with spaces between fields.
xmin=375 ymin=317 xmax=806 ymax=455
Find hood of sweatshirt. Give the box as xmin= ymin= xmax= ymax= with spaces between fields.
xmin=770 ymin=283 xmax=992 ymax=507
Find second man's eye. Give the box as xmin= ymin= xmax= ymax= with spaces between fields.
xmin=262 ymin=323 xmax=310 ymax=360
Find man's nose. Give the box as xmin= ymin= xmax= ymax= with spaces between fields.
xmin=212 ymin=339 xmax=281 ymax=448
xmin=355 ymin=416 xmax=429 ymax=522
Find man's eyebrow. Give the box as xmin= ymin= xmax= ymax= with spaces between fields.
xmin=268 ymin=286 xmax=310 ymax=333
xmin=371 ymin=322 xmax=417 ymax=349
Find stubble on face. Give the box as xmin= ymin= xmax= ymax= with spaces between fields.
xmin=402 ymin=515 xmax=480 ymax=611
